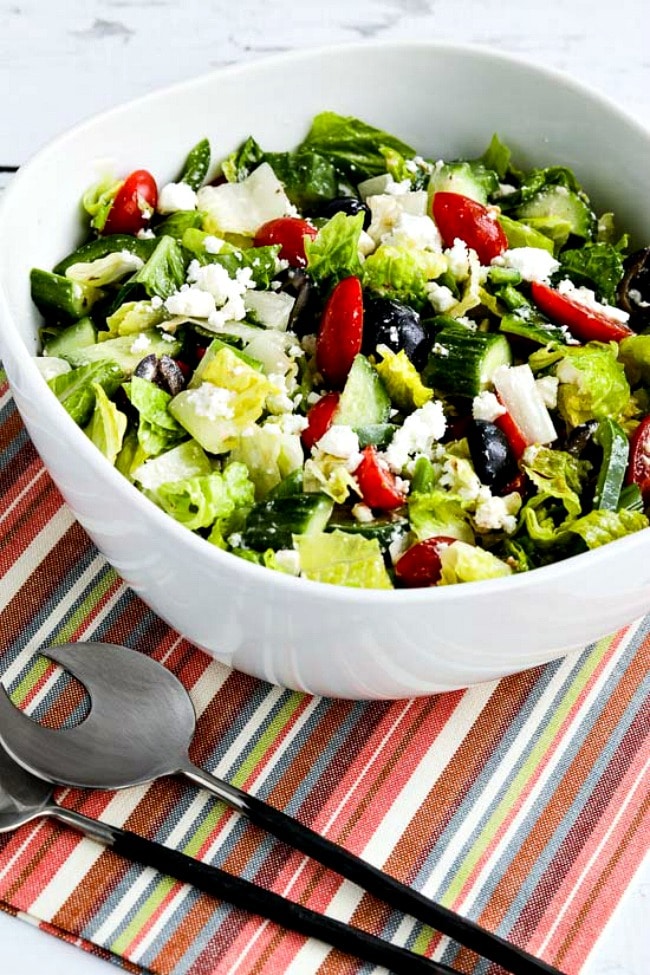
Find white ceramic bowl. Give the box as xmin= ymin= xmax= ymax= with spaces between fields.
xmin=1 ymin=41 xmax=649 ymax=699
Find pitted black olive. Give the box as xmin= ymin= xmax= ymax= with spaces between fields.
xmin=618 ymin=247 xmax=650 ymax=330
xmin=362 ymin=295 xmax=430 ymax=370
xmin=134 ymin=354 xmax=186 ymax=396
xmin=276 ymin=267 xmax=321 ymax=336
xmin=467 ymin=420 xmax=517 ymax=491
xmin=318 ymin=196 xmax=372 ymax=230
xmin=565 ymin=420 xmax=600 ymax=461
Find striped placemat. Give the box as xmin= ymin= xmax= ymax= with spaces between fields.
xmin=0 ymin=362 xmax=649 ymax=975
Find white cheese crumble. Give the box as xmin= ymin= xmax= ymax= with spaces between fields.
xmin=431 ymin=342 xmax=450 ymax=357
xmin=628 ymin=288 xmax=650 ymax=308
xmin=273 ymin=549 xmax=301 ymax=575
xmin=184 ymin=383 xmax=234 ymax=420
xmin=150 ymin=295 xmax=164 ymax=310
xmin=445 ymin=238 xmax=471 ymax=280
xmin=157 ymin=181 xmax=198 ymax=214
xmin=427 ymin=282 xmax=457 ymax=313
xmin=382 ymin=212 xmax=442 ymax=252
xmin=136 ymin=228 xmax=156 ymax=240
xmin=187 ymin=259 xmax=254 ymax=325
xmin=493 ymin=247 xmax=560 ymax=283
xmin=352 ymin=503 xmax=375 ymax=524
xmin=130 ymin=333 xmax=152 ymax=353
xmin=164 ymin=286 xmax=216 ymax=319
xmin=203 ymin=235 xmax=225 ymax=254
xmin=473 ymin=487 xmax=521 ymax=534
xmin=315 ymin=424 xmax=363 ymax=472
xmin=557 ymin=278 xmax=630 ymax=323
xmin=472 ymin=390 xmax=506 ymax=423
xmin=358 ymin=229 xmax=376 ymax=257
xmin=535 ymin=375 xmax=559 ymax=409
xmin=384 ymin=400 xmax=447 ymax=473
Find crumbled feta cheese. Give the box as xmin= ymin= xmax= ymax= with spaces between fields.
xmin=535 ymin=375 xmax=559 ymax=409
xmin=160 ymin=330 xmax=177 ymax=343
xmin=187 ymin=259 xmax=252 ymax=323
xmin=431 ymin=342 xmax=450 ymax=357
xmin=439 ymin=456 xmax=482 ymax=501
xmin=472 ymin=390 xmax=506 ymax=423
xmin=136 ymin=227 xmax=156 ymax=240
xmin=150 ymin=295 xmax=164 ymax=310
xmin=352 ymin=503 xmax=375 ymax=524
xmin=388 ymin=530 xmax=410 ymax=565
xmin=385 ymin=177 xmax=412 ymax=196
xmin=130 ymin=333 xmax=152 ymax=353
xmin=445 ymin=238 xmax=471 ymax=280
xmin=493 ymin=247 xmax=560 ymax=283
xmin=266 ymin=372 xmax=295 ymax=414
xmin=270 ymin=412 xmax=308 ymax=436
xmin=382 ymin=212 xmax=442 ymax=252
xmin=473 ymin=488 xmax=521 ymax=534
xmin=203 ymin=235 xmax=224 ymax=254
xmin=358 ymin=229 xmax=376 ymax=257
xmin=184 ymin=383 xmax=234 ymax=420
xmin=427 ymin=282 xmax=457 ymax=313
xmin=157 ymin=181 xmax=198 ymax=214
xmin=164 ymin=286 xmax=216 ymax=319
xmin=628 ymin=288 xmax=650 ymax=309
xmin=316 ymin=424 xmax=363 ymax=471
xmin=273 ymin=549 xmax=301 ymax=575
xmin=384 ymin=400 xmax=447 ymax=472
xmin=306 ymin=390 xmax=322 ymax=406
xmin=557 ymin=278 xmax=630 ymax=323
xmin=497 ymin=183 xmax=517 ymax=197
xmin=228 ymin=532 xmax=242 ymax=548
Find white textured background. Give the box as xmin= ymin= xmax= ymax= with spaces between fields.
xmin=0 ymin=1 xmax=648 ymax=972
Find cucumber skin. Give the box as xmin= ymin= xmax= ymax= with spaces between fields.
xmin=516 ymin=186 xmax=595 ymax=239
xmin=335 ymin=355 xmax=391 ymax=429
xmin=43 ymin=317 xmax=97 ymax=357
xmin=425 ymin=326 xmax=512 ymax=397
xmin=241 ymin=494 xmax=333 ymax=551
xmin=31 ymin=269 xmax=100 ymax=321
xmin=327 ymin=516 xmax=408 ymax=549
xmin=53 ymin=235 xmax=156 ymax=275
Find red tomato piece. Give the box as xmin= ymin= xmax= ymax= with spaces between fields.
xmin=301 ymin=392 xmax=340 ymax=451
xmin=316 ymin=276 xmax=364 ymax=389
xmin=494 ymin=402 xmax=528 ymax=460
xmin=103 ymin=169 xmax=158 ymax=236
xmin=394 ymin=536 xmax=457 ymax=588
xmin=253 ymin=217 xmax=318 ymax=267
xmin=530 ymin=281 xmax=634 ymax=343
xmin=432 ymin=192 xmax=508 ymax=264
xmin=354 ymin=446 xmax=405 ymax=510
xmin=626 ymin=414 xmax=650 ymax=502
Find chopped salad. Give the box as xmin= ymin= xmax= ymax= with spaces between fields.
xmin=31 ymin=112 xmax=650 ymax=589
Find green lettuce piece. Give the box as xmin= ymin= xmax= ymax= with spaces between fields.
xmin=521 ymin=445 xmax=589 ymax=519
xmin=176 ymin=137 xmax=211 ymax=191
xmin=263 ymin=149 xmax=338 ymax=210
xmin=302 ymin=456 xmax=359 ymax=504
xmin=497 ymin=214 xmax=555 ymax=254
xmin=362 ymin=242 xmax=443 ymax=306
xmin=295 ymin=531 xmax=393 ymax=589
xmin=555 ymin=344 xmax=630 ymax=428
xmin=131 ymin=236 xmax=187 ymax=300
xmin=518 ymin=215 xmax=572 ymax=250
xmin=304 ymin=211 xmax=364 ymax=286
xmin=132 ymin=440 xmax=212 ymax=491
xmin=127 ymin=375 xmax=185 ymax=457
xmin=480 ymin=133 xmax=512 ymax=180
xmin=619 ymin=334 xmax=650 ymax=385
xmin=568 ymin=508 xmax=648 ymax=548
xmin=229 ymin=420 xmax=304 ymax=500
xmin=83 ymin=175 xmax=123 ymax=232
xmin=115 ymin=429 xmax=148 ymax=482
xmin=221 ymin=136 xmax=265 ymax=183
xmin=155 ymin=209 xmax=205 ymax=240
xmin=65 ymin=250 xmax=145 ymax=287
xmin=152 ymin=461 xmax=254 ymax=533
xmin=375 ymin=346 xmax=433 ymax=411
xmin=439 ymin=540 xmax=513 ymax=584
xmin=408 ymin=490 xmax=475 ymax=544
xmin=48 ymin=360 xmax=124 ymax=426
xmin=182 ymin=229 xmax=283 ymax=289
xmin=103 ymin=300 xmax=167 ymax=340
xmin=380 ymin=147 xmax=429 ymax=190
xmin=298 ymin=111 xmax=416 ymax=180
xmin=558 ymin=241 xmax=626 ymax=304
xmin=83 ymin=382 xmax=127 ymax=464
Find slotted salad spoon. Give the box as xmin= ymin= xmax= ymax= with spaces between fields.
xmin=0 ymin=643 xmax=564 ymax=975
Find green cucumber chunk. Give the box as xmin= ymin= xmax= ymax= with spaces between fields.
xmin=593 ymin=418 xmax=629 ymax=511
xmin=516 ymin=186 xmax=595 ymax=239
xmin=53 ymin=235 xmax=156 ymax=275
xmin=60 ymin=329 xmax=181 ymax=374
xmin=427 ymin=161 xmax=491 ymax=205
xmin=425 ymin=323 xmax=512 ymax=397
xmin=31 ymin=268 xmax=100 ymax=321
xmin=42 ymin=317 xmax=97 ymax=357
xmin=241 ymin=494 xmax=333 ymax=550
xmin=327 ymin=514 xmax=408 ymax=549
xmin=335 ymin=354 xmax=390 ymax=428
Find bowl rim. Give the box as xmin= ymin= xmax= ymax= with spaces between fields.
xmin=1 ymin=37 xmax=649 ymax=606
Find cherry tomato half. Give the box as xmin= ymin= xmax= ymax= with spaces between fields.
xmin=626 ymin=414 xmax=650 ymax=502
xmin=530 ymin=281 xmax=634 ymax=343
xmin=353 ymin=446 xmax=405 ymax=510
xmin=103 ymin=169 xmax=158 ymax=236
xmin=316 ymin=276 xmax=364 ymax=389
xmin=254 ymin=216 xmax=318 ymax=267
xmin=301 ymin=392 xmax=340 ymax=451
xmin=494 ymin=400 xmax=528 ymax=460
xmin=394 ymin=536 xmax=457 ymax=588
xmin=432 ymin=192 xmax=508 ymax=265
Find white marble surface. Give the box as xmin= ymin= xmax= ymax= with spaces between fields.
xmin=0 ymin=1 xmax=649 ymax=972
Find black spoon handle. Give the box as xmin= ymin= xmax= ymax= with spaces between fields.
xmin=55 ymin=808 xmax=454 ymax=975
xmin=182 ymin=766 xmax=565 ymax=975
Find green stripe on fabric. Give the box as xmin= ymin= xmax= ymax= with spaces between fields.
xmin=411 ymin=633 xmax=614 ymax=953
xmin=12 ymin=655 xmax=51 ymax=705
xmin=50 ymin=569 xmax=119 ymax=645
xmin=110 ymin=877 xmax=177 ymax=956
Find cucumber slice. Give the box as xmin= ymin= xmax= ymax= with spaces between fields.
xmin=427 ymin=161 xmax=491 ymax=205
xmin=31 ymin=268 xmax=101 ymax=321
xmin=425 ymin=325 xmax=512 ymax=397
xmin=53 ymin=235 xmax=156 ymax=275
xmin=61 ymin=329 xmax=181 ymax=374
xmin=335 ymin=354 xmax=390 ymax=428
xmin=241 ymin=494 xmax=333 ymax=550
xmin=355 ymin=423 xmax=398 ymax=449
xmin=516 ymin=186 xmax=595 ymax=239
xmin=42 ymin=317 xmax=97 ymax=357
xmin=268 ymin=469 xmax=304 ymax=499
xmin=327 ymin=514 xmax=408 ymax=549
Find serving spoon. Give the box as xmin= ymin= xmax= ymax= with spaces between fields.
xmin=0 ymin=642 xmax=564 ymax=975
xmin=0 ymin=740 xmax=456 ymax=975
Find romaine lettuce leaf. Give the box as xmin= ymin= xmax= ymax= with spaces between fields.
xmin=221 ymin=136 xmax=265 ymax=183
xmin=362 ymin=241 xmax=443 ymax=306
xmin=132 ymin=440 xmax=213 ymax=491
xmin=48 ymin=360 xmax=124 ymax=426
xmin=151 ymin=461 xmax=254 ymax=533
xmin=103 ymin=300 xmax=167 ymax=340
xmin=295 ymin=530 xmax=393 ymax=588
xmin=558 ymin=241 xmax=626 ymax=304
xmin=438 ymin=541 xmax=513 ymax=584
xmin=519 ymin=445 xmax=591 ymax=546
xmin=497 ymin=214 xmax=555 ymax=254
xmin=83 ymin=176 xmax=123 ymax=232
xmin=567 ymin=508 xmax=648 ymax=548
xmin=84 ymin=382 xmax=127 ymax=465
xmin=480 ymin=133 xmax=512 ymax=180
xmin=298 ymin=111 xmax=416 ymax=180
xmin=619 ymin=334 xmax=650 ymax=385
xmin=130 ymin=235 xmax=187 ymax=300
xmin=408 ymin=490 xmax=475 ymax=544
xmin=229 ymin=420 xmax=304 ymax=500
xmin=374 ymin=346 xmax=433 ymax=411
xmin=304 ymin=211 xmax=364 ymax=286
xmin=555 ymin=343 xmax=630 ymax=428
xmin=127 ymin=375 xmax=186 ymax=457
xmin=263 ymin=149 xmax=338 ymax=209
